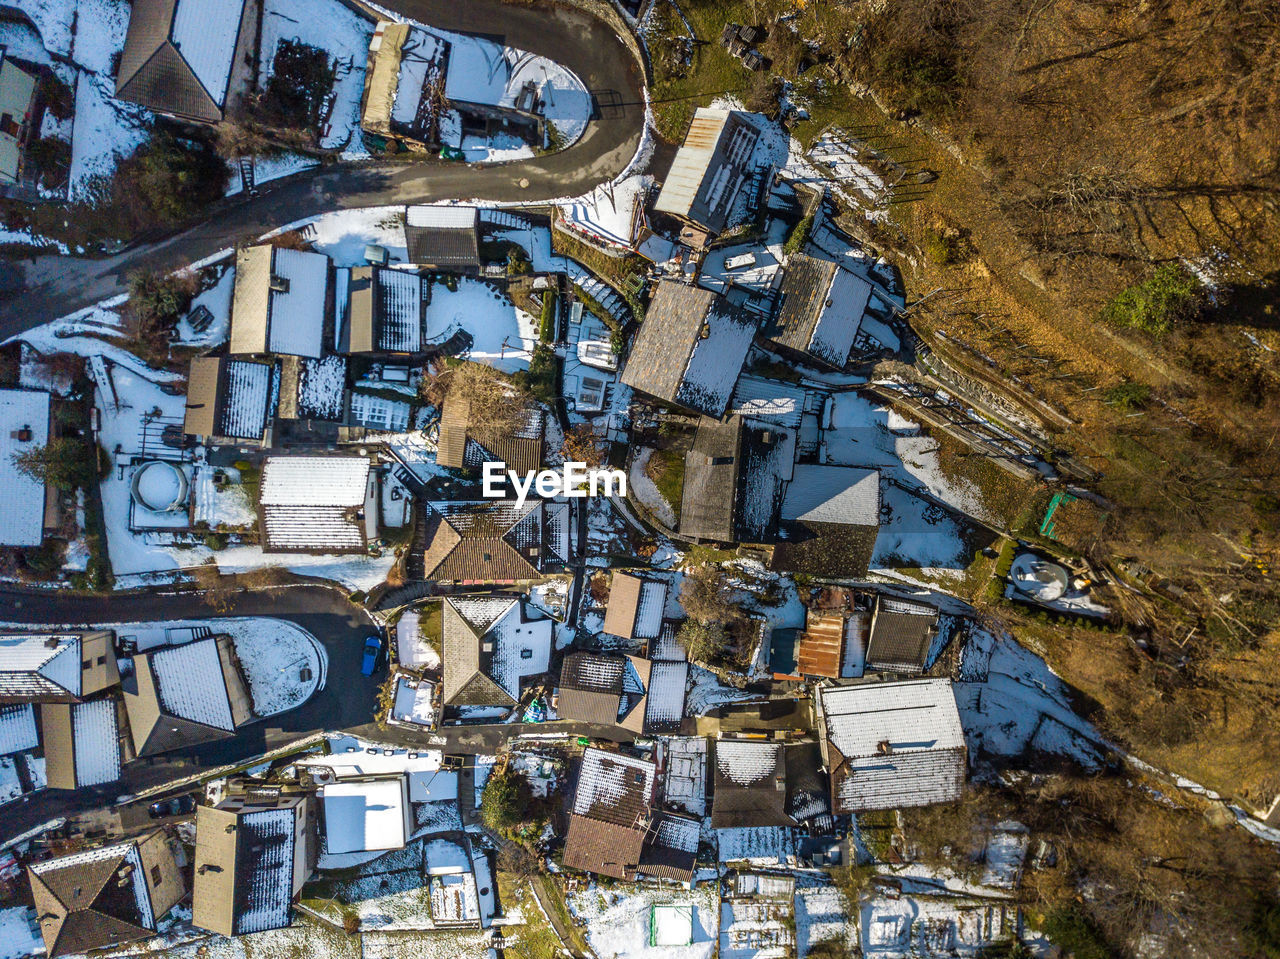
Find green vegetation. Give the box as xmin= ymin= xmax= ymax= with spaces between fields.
xmin=675 ymin=620 xmax=728 ymax=662
xmin=86 ymin=131 xmax=229 ymax=233
xmin=1102 ymin=381 xmax=1151 ymax=410
xmin=12 ymin=436 xmax=98 ymax=489
xmin=507 ymin=246 xmax=533 ymax=276
xmin=1038 ymin=907 xmax=1116 ymax=959
xmin=480 ymin=765 xmax=547 ymax=842
xmin=539 ymin=292 xmax=557 ymax=343
xmin=1101 ymin=264 xmax=1201 ymax=336
xmin=784 ymin=214 xmax=814 ymax=256
xmin=642 ymin=446 xmax=684 ymax=521
xmin=923 ymin=227 xmax=970 ymax=266
xmin=1247 ymin=896 xmax=1280 ymax=959
xmin=512 ymin=345 xmax=558 ymax=406
xmin=126 ymin=269 xmax=197 ymax=348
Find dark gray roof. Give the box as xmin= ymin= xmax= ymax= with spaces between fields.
xmin=440 ymin=598 xmax=520 ymax=708
xmin=865 ymin=596 xmax=940 ymax=674
xmin=768 ymin=255 xmax=837 ymax=354
xmin=115 ymin=0 xmax=245 ymax=122
xmin=680 ymin=417 xmax=743 ymax=542
xmin=770 ymin=521 xmax=879 ymax=578
xmin=621 ymin=281 xmax=755 ymax=417
xmin=711 ymin=739 xmax=790 ymax=829
xmin=405 ymin=207 xmax=480 ymax=267
xmin=558 ymin=652 xmax=626 ymax=726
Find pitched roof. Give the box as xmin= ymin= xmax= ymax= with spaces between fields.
xmin=230 ymin=245 xmax=330 ymax=358
xmin=796 ymin=610 xmax=846 ymax=679
xmin=123 ymin=637 xmax=244 ymax=756
xmin=115 ymin=0 xmax=247 ymax=123
xmin=572 ymin=747 xmax=656 ymax=827
xmin=440 ymin=597 xmax=526 ymax=707
xmin=781 ymin=465 xmax=880 ymax=525
xmin=557 ymin=652 xmax=626 ymax=725
xmin=767 ymin=255 xmax=872 ymax=367
xmin=711 ymin=739 xmax=790 ymax=828
xmin=0 ymin=702 xmax=38 ymax=755
xmin=865 ymin=596 xmax=940 ymax=674
xmin=602 ymin=573 xmax=667 ymax=641
xmin=680 ymin=417 xmax=743 ymax=542
xmin=0 ymin=388 xmax=51 ymax=546
xmin=436 ymin=398 xmax=545 ymax=476
xmin=344 ymin=266 xmax=427 ymax=354
xmin=653 ymin=108 xmax=761 ymax=234
xmin=638 ymin=813 xmax=699 ymax=883
xmin=29 ymin=839 xmax=158 ymax=957
xmin=769 ymin=520 xmax=879 ymax=579
xmin=818 ymin=679 xmax=966 ymax=813
xmin=643 ymin=660 xmax=688 ymax=733
xmin=0 ymin=634 xmax=83 ymax=702
xmin=259 ymin=456 xmax=371 ymax=553
xmin=563 ymin=814 xmax=648 ymax=880
xmin=420 ymin=500 xmax=545 ymax=582
xmin=193 ymin=800 xmax=307 ymax=937
xmin=621 ymin=281 xmax=755 ymax=417
xmin=405 ymin=206 xmax=480 ymax=267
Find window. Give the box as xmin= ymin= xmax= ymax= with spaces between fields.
xmin=81 ymin=660 xmax=92 ymax=670
xmin=520 ymin=649 xmax=533 ymax=660
xmin=0 ymin=114 xmax=18 ymax=138
xmin=151 ymin=865 xmax=163 ymax=886
xmin=97 ymin=656 xmax=107 ymax=666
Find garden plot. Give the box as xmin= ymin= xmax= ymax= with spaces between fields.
xmin=795 ymin=885 xmax=858 ymax=958
xmin=567 ymin=883 xmax=719 ymax=959
xmin=256 ymin=0 xmax=375 ymax=152
xmin=424 ymin=279 xmax=535 ymax=373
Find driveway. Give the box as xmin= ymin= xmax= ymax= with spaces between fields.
xmin=0 ymin=583 xmax=382 ymax=843
xmin=0 ymin=0 xmax=647 ymax=333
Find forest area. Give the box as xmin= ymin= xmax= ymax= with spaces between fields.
xmin=665 ymin=0 xmax=1280 ymax=953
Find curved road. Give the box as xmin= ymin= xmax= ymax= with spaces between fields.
xmin=0 ymin=583 xmax=382 ymax=842
xmin=0 ymin=0 xmax=646 ymax=332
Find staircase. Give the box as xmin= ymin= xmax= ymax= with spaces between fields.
xmin=238 ymin=157 xmax=256 ymax=195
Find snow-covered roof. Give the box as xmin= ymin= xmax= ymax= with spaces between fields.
xmin=71 ymin=698 xmax=122 ymax=786
xmin=221 ymin=359 xmax=272 ymax=439
xmin=572 ymin=747 xmax=656 ymax=826
xmin=808 ymin=267 xmax=872 ymax=365
xmin=296 ymin=356 xmax=347 ymax=421
xmin=267 ymin=248 xmax=330 ymax=358
xmin=0 ymin=388 xmax=50 ymax=546
xmin=819 ymin=679 xmax=966 ymax=812
xmin=781 ymin=465 xmax=880 ymax=526
xmin=408 ymin=205 xmax=478 ymax=229
xmin=728 ymin=375 xmax=808 ymax=428
xmin=261 ymin=456 xmax=370 ymax=507
xmin=661 ymin=736 xmax=707 ymax=816
xmin=0 ymin=634 xmax=81 ymax=700
xmin=716 ymin=739 xmax=782 ymax=787
xmin=375 ymin=270 xmax=424 ymax=352
xmin=644 ymin=661 xmax=688 ymax=732
xmin=150 ymin=640 xmax=236 ymax=731
xmin=654 ymin=108 xmax=761 ymax=234
xmin=677 ymin=299 xmax=757 ymax=415
xmin=322 ymin=776 xmax=411 ymax=853
xmin=0 ymin=703 xmax=37 ymax=755
xmin=235 ymin=808 xmax=297 ymax=934
xmin=171 ymin=0 xmax=243 ymax=107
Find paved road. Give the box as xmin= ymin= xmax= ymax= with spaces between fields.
xmin=0 ymin=583 xmax=381 ymax=843
xmin=0 ymin=0 xmax=646 ymax=333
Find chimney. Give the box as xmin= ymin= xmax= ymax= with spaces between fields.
xmin=876 ymin=740 xmax=893 ymax=755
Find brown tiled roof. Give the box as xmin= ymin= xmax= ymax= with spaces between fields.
xmin=601 ymin=572 xmax=642 ymax=639
xmin=183 ymin=356 xmax=224 ymax=437
xmin=115 ymin=0 xmax=237 ymax=123
xmin=419 ymin=501 xmax=542 ymax=582
xmin=440 ymin=598 xmax=520 ymax=708
xmin=711 ymin=739 xmax=790 ymax=829
xmin=680 ymin=417 xmax=742 ymax=542
xmin=436 ymin=398 xmax=544 ymax=476
xmin=29 ymin=844 xmax=151 ymax=957
xmin=562 ymin=814 xmax=647 ymax=880
xmin=557 ymin=652 xmax=625 ymax=725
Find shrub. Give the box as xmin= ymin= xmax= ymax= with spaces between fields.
xmin=924 ymin=227 xmax=968 ymax=266
xmin=12 ymin=437 xmax=98 ymax=489
xmin=784 ymin=215 xmax=814 ymax=255
xmin=110 ymin=131 xmax=230 ymax=228
xmin=127 ymin=270 xmax=197 ymax=344
xmin=507 ymin=247 xmax=532 ymax=276
xmin=539 ymin=292 xmax=557 ymax=343
xmin=480 ymin=765 xmax=533 ymax=835
xmin=1102 ymin=381 xmax=1151 ymax=410
xmin=1247 ymin=895 xmax=1280 ymax=959
xmin=203 ymin=531 xmax=229 ymax=551
xmin=1038 ymin=907 xmax=1114 ymax=959
xmin=676 ymin=620 xmax=728 ymax=663
xmin=256 ymin=40 xmax=336 ymax=131
xmin=1101 ymin=264 xmax=1201 ymax=336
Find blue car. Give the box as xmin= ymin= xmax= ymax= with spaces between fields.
xmin=361 ymin=635 xmax=384 ymax=676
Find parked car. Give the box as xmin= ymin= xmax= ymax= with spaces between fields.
xmin=148 ymin=794 xmax=197 ymax=819
xmin=362 ymin=634 xmax=385 ymax=676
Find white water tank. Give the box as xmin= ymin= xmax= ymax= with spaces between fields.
xmin=131 ymin=461 xmax=188 ymax=513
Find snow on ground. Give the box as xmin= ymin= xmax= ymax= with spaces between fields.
xmin=303 ymin=205 xmax=409 ymax=264
xmin=213 ymin=547 xmax=396 ymax=592
xmin=257 ymin=0 xmax=374 ymax=152
xmin=568 ymin=883 xmax=718 ymax=959
xmin=229 ymin=619 xmax=327 ymax=716
xmin=0 ymin=905 xmax=43 ymax=959
xmin=396 ymin=607 xmax=441 ymax=669
xmin=558 ymin=175 xmax=651 ymax=248
xmin=628 ymin=449 xmax=675 ymax=526
xmin=956 ymin=627 xmax=1107 ymax=770
xmin=425 ymin=278 xmax=533 ymax=373
xmin=685 ymin=665 xmax=759 ymax=715
xmin=0 ymin=756 xmax=22 ymax=804
xmin=194 ymin=467 xmax=258 ymax=530
xmin=176 ymin=264 xmax=235 ymax=346
xmin=390 ymin=675 xmax=436 ymax=727
xmin=795 ymin=885 xmax=857 ymax=958
xmin=69 ymin=69 xmax=151 ymax=195
xmin=0 ymin=226 xmax=68 ymax=253
xmin=226 ymin=152 xmax=320 ymax=197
